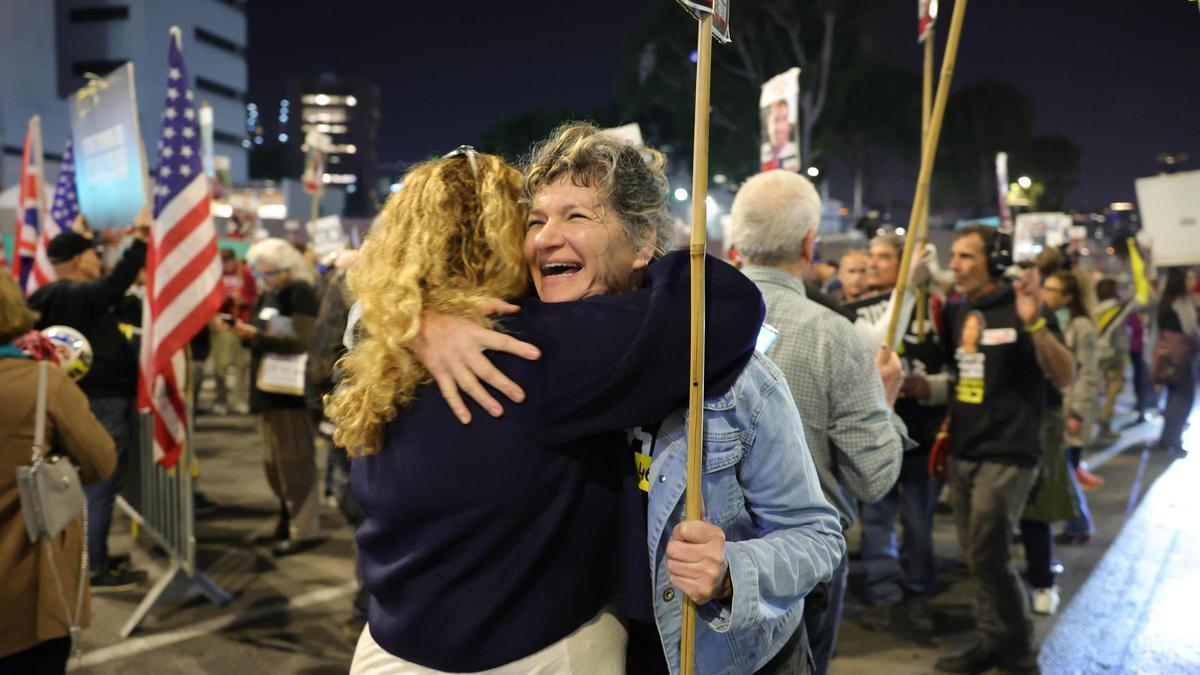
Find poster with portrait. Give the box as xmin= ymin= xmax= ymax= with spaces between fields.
xmin=68 ymin=62 xmax=150 ymax=230
xmin=674 ymin=0 xmax=732 ymax=43
xmin=1135 ymin=170 xmax=1200 ymax=266
xmin=1013 ymin=212 xmax=1072 ymax=262
xmin=759 ymin=67 xmax=801 ymax=173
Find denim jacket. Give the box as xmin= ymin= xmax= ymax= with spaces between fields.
xmin=644 ymin=352 xmax=846 ymax=674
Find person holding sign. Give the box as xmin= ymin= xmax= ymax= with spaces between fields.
xmin=28 ymin=221 xmax=149 ymax=592
xmin=223 ymin=238 xmax=320 ymax=557
xmin=921 ymin=225 xmax=1073 ymax=674
xmin=331 ymin=147 xmax=770 ymax=673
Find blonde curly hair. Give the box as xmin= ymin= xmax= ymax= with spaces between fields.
xmin=326 ymin=152 xmax=529 ymax=456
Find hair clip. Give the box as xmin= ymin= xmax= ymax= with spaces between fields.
xmin=443 ymin=145 xmax=479 ymax=178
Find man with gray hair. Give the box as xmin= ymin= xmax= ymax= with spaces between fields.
xmin=728 ymin=169 xmax=907 ymax=674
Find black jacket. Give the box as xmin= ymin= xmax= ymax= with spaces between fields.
xmin=28 ymin=240 xmax=147 ymax=399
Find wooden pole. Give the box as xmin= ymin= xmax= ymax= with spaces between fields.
xmin=680 ymin=12 xmax=713 ymax=675
xmin=885 ymin=0 xmax=969 ymax=348
xmin=915 ymin=26 xmax=935 ymax=339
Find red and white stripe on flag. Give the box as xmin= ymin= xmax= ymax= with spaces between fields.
xmin=919 ymin=0 xmax=938 ymax=43
xmin=12 ymin=116 xmax=47 ymax=294
xmin=138 ymin=29 xmax=223 ymax=468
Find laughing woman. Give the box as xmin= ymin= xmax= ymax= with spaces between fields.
xmin=329 ymin=147 xmax=766 ymax=673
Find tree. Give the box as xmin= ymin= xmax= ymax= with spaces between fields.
xmin=933 ymin=78 xmax=1035 ymax=214
xmin=477 ymin=104 xmax=624 ymax=164
xmin=829 ymin=62 xmax=921 ymax=215
xmin=618 ymin=0 xmax=869 ymax=181
xmin=1014 ymin=135 xmax=1081 ymax=212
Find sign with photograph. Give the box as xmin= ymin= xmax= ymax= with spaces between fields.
xmin=1013 ymin=212 xmax=1072 ymax=262
xmin=69 ymin=63 xmax=150 ymax=230
xmin=759 ymin=67 xmax=801 ymax=172
xmin=674 ymin=0 xmax=731 ymax=42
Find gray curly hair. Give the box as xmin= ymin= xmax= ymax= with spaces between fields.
xmin=523 ymin=122 xmax=672 ymax=257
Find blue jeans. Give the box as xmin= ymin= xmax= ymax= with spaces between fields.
xmin=85 ymin=397 xmax=135 ymax=572
xmin=802 ymin=552 xmax=848 ymax=675
xmin=860 ymin=450 xmax=940 ymax=604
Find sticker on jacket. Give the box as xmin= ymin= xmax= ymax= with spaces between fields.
xmin=628 ymin=425 xmax=659 ymax=492
xmin=955 ymin=310 xmax=986 ymax=404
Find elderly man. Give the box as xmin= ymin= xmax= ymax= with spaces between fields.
xmin=727 ymin=169 xmax=907 ymax=675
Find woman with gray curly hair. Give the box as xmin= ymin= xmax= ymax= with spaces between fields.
xmin=221 ymin=237 xmax=321 ymax=556
xmin=411 ymin=123 xmax=843 ymax=674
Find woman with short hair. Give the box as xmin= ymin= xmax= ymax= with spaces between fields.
xmin=331 ymin=145 xmax=768 ymax=673
xmin=222 ymin=237 xmax=321 ymax=555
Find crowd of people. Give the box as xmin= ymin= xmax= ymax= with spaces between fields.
xmin=0 ymin=119 xmax=1192 ymax=675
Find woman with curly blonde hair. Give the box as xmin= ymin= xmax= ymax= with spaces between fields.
xmin=331 ymin=145 xmax=764 ymax=674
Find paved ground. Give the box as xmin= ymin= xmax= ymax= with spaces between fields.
xmin=70 ymin=377 xmax=1197 ymax=674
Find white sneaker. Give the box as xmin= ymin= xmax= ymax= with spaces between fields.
xmin=1032 ymin=586 xmax=1060 ymax=615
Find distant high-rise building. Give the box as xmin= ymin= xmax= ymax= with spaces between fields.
xmin=286 ymin=73 xmax=380 ymax=217
xmin=0 ymin=0 xmax=248 ymax=190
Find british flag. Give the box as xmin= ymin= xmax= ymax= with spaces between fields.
xmin=23 ymin=139 xmax=80 ymax=294
xmin=138 ymin=29 xmax=223 ymax=468
xmin=11 ymin=116 xmax=46 ymax=294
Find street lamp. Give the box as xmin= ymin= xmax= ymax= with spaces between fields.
xmin=806 ymin=166 xmax=820 ymax=178
xmin=1017 ymin=175 xmax=1032 ymax=189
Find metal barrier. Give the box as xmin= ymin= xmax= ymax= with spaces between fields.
xmin=115 ymin=408 xmax=230 ymax=637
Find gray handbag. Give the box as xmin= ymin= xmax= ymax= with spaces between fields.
xmin=13 ymin=360 xmax=88 ymax=658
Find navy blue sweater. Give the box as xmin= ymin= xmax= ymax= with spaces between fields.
xmin=352 ymin=253 xmax=763 ymax=670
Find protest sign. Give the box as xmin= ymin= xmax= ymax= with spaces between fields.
xmin=759 ymin=67 xmax=801 ymax=172
xmin=69 ymin=63 xmax=150 ymax=230
xmin=1013 ymin=212 xmax=1072 ymax=262
xmin=1136 ymin=170 xmax=1200 ymax=266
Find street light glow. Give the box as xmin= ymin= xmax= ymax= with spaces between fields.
xmin=674 ymin=187 xmax=689 ymax=202
xmin=806 ymin=166 xmax=820 ymax=178
xmin=1017 ymin=176 xmax=1032 ymax=189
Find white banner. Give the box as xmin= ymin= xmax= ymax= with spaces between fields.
xmin=1136 ymin=170 xmax=1200 ymax=266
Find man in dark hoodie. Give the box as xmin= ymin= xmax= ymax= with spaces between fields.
xmin=28 ymin=225 xmax=148 ymax=591
xmin=915 ymin=225 xmax=1073 ymax=674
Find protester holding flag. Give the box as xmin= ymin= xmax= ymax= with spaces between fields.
xmin=225 ymin=238 xmax=320 ymax=557
xmin=27 ymin=224 xmax=148 ymax=592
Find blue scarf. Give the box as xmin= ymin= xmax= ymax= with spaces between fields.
xmin=0 ymin=343 xmax=29 ymax=359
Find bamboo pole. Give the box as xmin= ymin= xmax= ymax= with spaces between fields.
xmin=915 ymin=26 xmax=935 ymax=339
xmin=885 ymin=0 xmax=969 ymax=348
xmin=680 ymin=12 xmax=713 ymax=675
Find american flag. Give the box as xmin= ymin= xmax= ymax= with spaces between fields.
xmin=138 ymin=29 xmax=223 ymax=468
xmin=24 ymin=139 xmax=80 ymax=293
xmin=12 ymin=116 xmax=46 ymax=294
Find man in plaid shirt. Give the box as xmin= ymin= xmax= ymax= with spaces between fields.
xmin=728 ymin=170 xmax=907 ymax=675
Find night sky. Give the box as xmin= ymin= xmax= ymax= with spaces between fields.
xmin=247 ymin=0 xmax=1200 ymax=211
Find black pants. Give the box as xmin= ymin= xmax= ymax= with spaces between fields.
xmin=1019 ymin=519 xmax=1054 ymax=588
xmin=0 ymin=637 xmax=70 ymax=674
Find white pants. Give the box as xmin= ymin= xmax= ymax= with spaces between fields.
xmin=349 ymin=605 xmax=627 ymax=675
